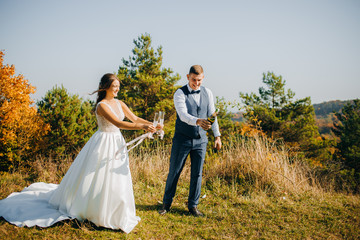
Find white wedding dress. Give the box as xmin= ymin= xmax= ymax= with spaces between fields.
xmin=0 ymin=101 xmax=140 ymax=233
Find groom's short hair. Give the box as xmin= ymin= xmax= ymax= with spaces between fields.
xmin=189 ymin=65 xmax=203 ymax=75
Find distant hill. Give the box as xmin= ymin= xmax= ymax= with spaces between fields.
xmin=313 ymin=100 xmax=354 ymax=117
xmin=231 ymin=111 xmax=245 ymax=122
xmin=231 ymin=100 xmax=357 ymax=136
xmin=313 ymin=99 xmax=356 ymax=136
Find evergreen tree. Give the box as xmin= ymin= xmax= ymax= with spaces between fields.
xmin=240 ymin=71 xmax=329 ymax=161
xmin=37 ymin=85 xmax=97 ymax=157
xmin=333 ymin=99 xmax=360 ymax=172
xmin=117 ymin=33 xmax=180 ymax=140
xmin=259 ymin=72 xmax=295 ymax=109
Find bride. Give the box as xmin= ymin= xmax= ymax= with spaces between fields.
xmin=0 ymin=73 xmax=159 ymax=233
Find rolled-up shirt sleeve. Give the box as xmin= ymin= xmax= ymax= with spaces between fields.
xmin=174 ymin=89 xmax=199 ymax=126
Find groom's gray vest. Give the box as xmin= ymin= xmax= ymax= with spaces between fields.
xmin=174 ymin=85 xmax=209 ymax=143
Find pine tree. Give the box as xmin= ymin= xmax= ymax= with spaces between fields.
xmin=240 ymin=71 xmax=329 ymax=161
xmin=117 ymin=33 xmax=180 ymax=140
xmin=333 ymin=99 xmax=360 ymax=172
xmin=37 ymin=85 xmax=97 ymax=158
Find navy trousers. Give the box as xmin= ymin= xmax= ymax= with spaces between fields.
xmin=162 ymin=135 xmax=207 ymax=209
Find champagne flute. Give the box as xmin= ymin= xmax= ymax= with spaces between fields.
xmin=159 ymin=111 xmax=165 ymax=126
xmin=153 ymin=112 xmax=160 ymax=127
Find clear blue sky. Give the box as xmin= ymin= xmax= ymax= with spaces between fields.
xmin=1 ymin=0 xmax=359 ymax=107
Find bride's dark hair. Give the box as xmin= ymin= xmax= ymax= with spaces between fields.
xmin=92 ymin=73 xmax=119 ymax=105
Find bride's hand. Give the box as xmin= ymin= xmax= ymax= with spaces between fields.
xmin=142 ymin=124 xmax=157 ymax=133
xmin=156 ymin=123 xmax=164 ymax=130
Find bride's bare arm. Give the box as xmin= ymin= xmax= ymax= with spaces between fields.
xmin=119 ymin=100 xmax=153 ymax=125
xmin=96 ymin=103 xmax=156 ymax=132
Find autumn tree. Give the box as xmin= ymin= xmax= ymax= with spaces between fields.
xmin=117 ymin=33 xmax=180 ymax=141
xmin=37 ymin=85 xmax=97 ymax=158
xmin=0 ymin=50 xmax=50 ymax=171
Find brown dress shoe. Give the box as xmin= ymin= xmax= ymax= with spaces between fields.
xmin=158 ymin=204 xmax=171 ymax=215
xmin=189 ymin=207 xmax=204 ymax=217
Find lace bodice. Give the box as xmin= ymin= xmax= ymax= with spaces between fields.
xmin=96 ymin=101 xmax=125 ymax=132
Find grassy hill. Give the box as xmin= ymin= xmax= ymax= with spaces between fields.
xmin=1 ymin=135 xmax=359 ymax=239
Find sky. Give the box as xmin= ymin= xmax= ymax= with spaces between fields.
xmin=1 ymin=0 xmax=359 ymax=109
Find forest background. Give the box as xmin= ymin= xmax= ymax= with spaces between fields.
xmin=0 ymin=34 xmax=359 ymax=239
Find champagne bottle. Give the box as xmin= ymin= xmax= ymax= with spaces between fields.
xmin=207 ymin=109 xmax=219 ymax=125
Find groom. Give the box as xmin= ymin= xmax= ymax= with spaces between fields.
xmin=159 ymin=65 xmax=222 ymax=216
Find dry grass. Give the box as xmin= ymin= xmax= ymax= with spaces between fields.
xmin=1 ymin=134 xmax=359 ymax=239
xmin=1 ymin=134 xmax=328 ymax=202
xmin=130 ymin=135 xmax=322 ymax=199
xmin=207 ymin=135 xmax=321 ymax=195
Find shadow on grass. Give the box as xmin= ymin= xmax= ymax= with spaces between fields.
xmin=136 ymin=204 xmax=189 ymax=216
xmin=0 ymin=216 xmax=124 ymax=233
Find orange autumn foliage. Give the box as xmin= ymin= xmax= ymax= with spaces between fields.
xmin=0 ymin=50 xmax=50 ymax=171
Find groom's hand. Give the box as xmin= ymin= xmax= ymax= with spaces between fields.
xmin=196 ymin=119 xmax=211 ymax=130
xmin=214 ymin=136 xmax=222 ymax=150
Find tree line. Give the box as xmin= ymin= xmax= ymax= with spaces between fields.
xmin=0 ymin=34 xmax=359 ymax=192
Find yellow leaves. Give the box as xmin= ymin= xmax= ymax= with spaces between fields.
xmin=0 ymin=50 xmax=49 ymax=169
xmin=309 ymin=158 xmax=324 ymax=168
xmin=239 ymin=111 xmax=265 ymax=137
xmin=329 ymin=147 xmax=336 ymax=155
xmin=240 ymin=122 xmax=265 ymax=137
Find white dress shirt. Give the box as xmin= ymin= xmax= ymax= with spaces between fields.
xmin=174 ymin=84 xmax=221 ymax=138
